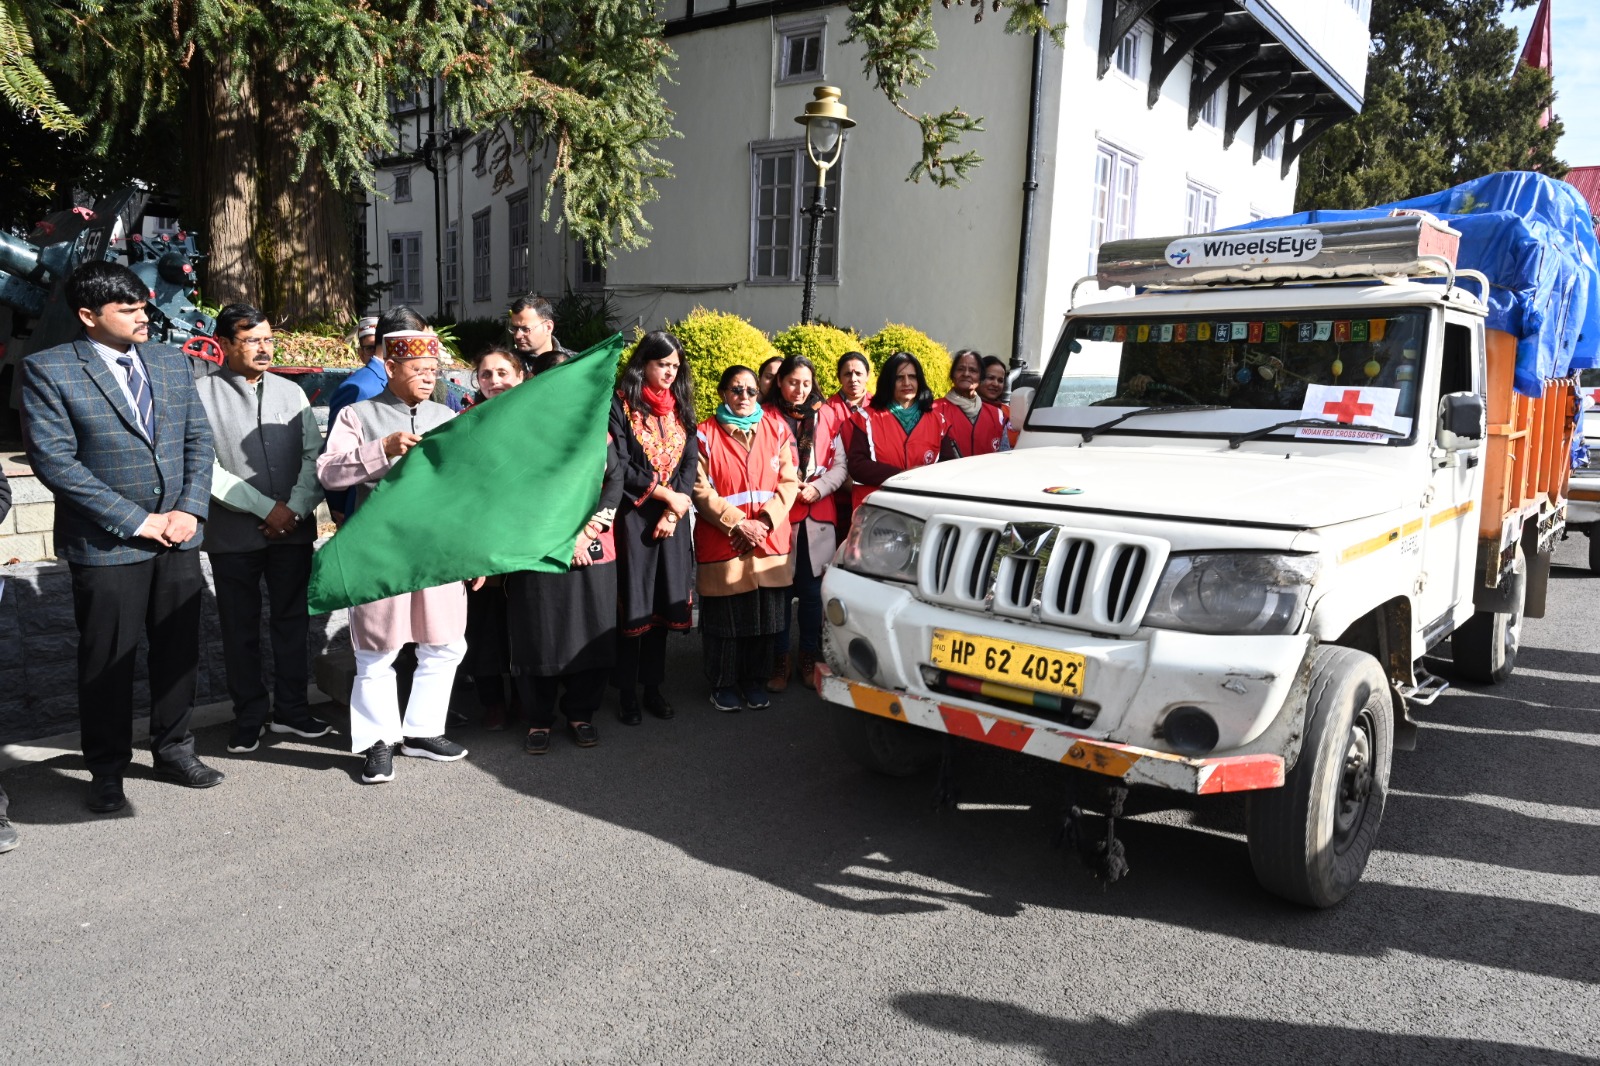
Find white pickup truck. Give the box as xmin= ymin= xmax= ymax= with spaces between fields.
xmin=817 ymin=213 xmax=1579 ymax=907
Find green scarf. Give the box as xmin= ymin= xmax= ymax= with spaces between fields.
xmin=715 ymin=403 xmax=764 ymax=433
xmin=890 ymin=402 xmax=922 ymax=435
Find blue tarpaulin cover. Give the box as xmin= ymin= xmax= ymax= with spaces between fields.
xmin=1240 ymin=172 xmax=1600 ymax=399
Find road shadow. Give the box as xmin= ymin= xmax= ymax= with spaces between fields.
xmin=1380 ymin=791 xmax=1599 ymax=877
xmin=1387 ymin=721 xmax=1600 ymax=811
xmin=1416 ymin=687 xmax=1600 ymax=736
xmin=892 ymin=993 xmax=1600 ymax=1065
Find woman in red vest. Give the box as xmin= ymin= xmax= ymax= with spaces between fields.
xmin=765 ymin=354 xmax=849 ymax=692
xmin=846 ymin=351 xmax=950 ymax=509
xmin=934 ymin=348 xmax=1012 ymax=458
xmin=980 ymin=354 xmax=1020 ymax=447
xmin=693 ymin=366 xmax=801 ymax=712
xmin=824 ymin=350 xmax=872 ymax=539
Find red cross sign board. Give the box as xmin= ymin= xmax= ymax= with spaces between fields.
xmin=1295 ymin=385 xmax=1409 ymax=442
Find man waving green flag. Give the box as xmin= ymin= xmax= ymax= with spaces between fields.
xmin=307 ymin=334 xmax=624 ymax=615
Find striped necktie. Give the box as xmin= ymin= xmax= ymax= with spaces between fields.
xmin=115 ymin=355 xmax=154 ymax=438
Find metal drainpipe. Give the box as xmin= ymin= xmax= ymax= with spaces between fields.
xmin=428 ymin=81 xmax=444 ymax=318
xmin=1009 ymin=0 xmax=1047 ymax=372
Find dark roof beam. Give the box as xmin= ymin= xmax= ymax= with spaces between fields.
xmin=1252 ymin=93 xmax=1317 ymax=163
xmin=1148 ymin=12 xmax=1227 ymax=109
xmin=1224 ymin=68 xmax=1292 ymax=148
xmin=1280 ymin=113 xmax=1342 ymax=178
xmin=1098 ymin=0 xmax=1163 ymax=79
xmin=1187 ymin=47 xmax=1255 ymax=129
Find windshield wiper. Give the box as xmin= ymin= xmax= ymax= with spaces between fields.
xmin=1227 ymin=418 xmax=1406 ymax=450
xmin=1080 ymin=405 xmax=1228 ymax=442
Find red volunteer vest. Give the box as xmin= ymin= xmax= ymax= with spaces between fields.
xmin=851 ymin=404 xmax=946 ymax=509
xmin=694 ymin=413 xmax=795 ymax=564
xmin=934 ymin=397 xmax=1008 ymax=457
xmin=785 ymin=401 xmax=845 ymax=527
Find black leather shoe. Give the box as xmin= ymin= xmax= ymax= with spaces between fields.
xmin=643 ymin=687 xmax=675 ymax=720
xmin=154 ymin=755 xmax=225 ymax=789
xmin=88 ymin=776 xmax=126 ymax=814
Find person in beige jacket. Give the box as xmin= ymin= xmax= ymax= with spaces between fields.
xmin=692 ymin=366 xmax=800 ymax=712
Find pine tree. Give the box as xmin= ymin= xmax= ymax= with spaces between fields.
xmin=1295 ymin=0 xmax=1564 ymax=211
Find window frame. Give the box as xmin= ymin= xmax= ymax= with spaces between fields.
xmin=748 ymin=138 xmax=843 ymax=286
xmin=471 ymin=208 xmax=492 ymax=303
xmin=777 ymin=19 xmax=826 ymax=85
xmin=1197 ymin=62 xmax=1220 ymax=127
xmin=393 ymin=168 xmax=413 ymax=204
xmin=507 ymin=190 xmax=530 ymax=296
xmin=387 ymin=230 xmax=423 ymax=305
xmin=1114 ymin=26 xmax=1141 ymax=81
xmin=574 ymin=239 xmax=606 ymax=290
xmin=443 ymin=223 xmax=460 ymax=304
xmin=1184 ymin=180 xmax=1218 ymax=236
xmin=1261 ymin=110 xmax=1282 ymax=161
xmin=1088 ymin=142 xmax=1139 ymax=272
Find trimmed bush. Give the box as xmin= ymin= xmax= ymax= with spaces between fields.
xmin=272 ymin=333 xmax=363 ymax=368
xmin=865 ymin=323 xmax=952 ymax=398
xmin=667 ymin=307 xmax=782 ymax=422
xmin=770 ymin=323 xmax=863 ymax=403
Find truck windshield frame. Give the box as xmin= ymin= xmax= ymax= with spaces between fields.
xmin=1030 ymin=306 xmax=1431 ymax=447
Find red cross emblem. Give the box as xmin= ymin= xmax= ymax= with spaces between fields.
xmin=1322 ymin=389 xmax=1375 ymax=424
xmin=1587 ymin=388 xmax=1600 ymax=406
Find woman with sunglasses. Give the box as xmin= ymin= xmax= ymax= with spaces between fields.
xmin=934 ymin=348 xmax=1011 ymax=458
xmin=692 ymin=366 xmax=801 ymax=712
xmin=846 ymin=350 xmax=951 ymax=509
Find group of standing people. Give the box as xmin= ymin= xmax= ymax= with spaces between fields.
xmin=5 ymin=254 xmax=1014 ymax=829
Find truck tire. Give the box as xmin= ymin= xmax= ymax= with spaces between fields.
xmin=1245 ymin=645 xmax=1392 ymax=908
xmin=1450 ymin=552 xmax=1525 ymax=684
xmin=831 ymin=706 xmax=941 ymax=777
xmin=1588 ymin=532 xmax=1600 ymax=575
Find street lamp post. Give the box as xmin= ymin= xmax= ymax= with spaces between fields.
xmin=794 ymin=86 xmax=854 ymax=326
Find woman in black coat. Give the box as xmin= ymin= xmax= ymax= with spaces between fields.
xmin=609 ymin=331 xmax=698 ymax=725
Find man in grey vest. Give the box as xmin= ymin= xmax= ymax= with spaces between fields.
xmin=195 ymin=304 xmax=331 ymax=754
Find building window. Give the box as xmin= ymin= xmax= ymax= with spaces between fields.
xmin=1115 ymin=28 xmax=1140 ymax=79
xmin=393 ymin=169 xmax=412 ymax=203
xmin=388 ymin=231 xmax=423 ymax=305
xmin=576 ymin=240 xmax=606 ymax=289
xmin=507 ymin=191 xmax=530 ymax=295
xmin=443 ymin=224 xmax=459 ymax=304
xmin=779 ymin=25 xmax=824 ymax=83
xmin=750 ymin=142 xmax=840 ymax=283
xmin=471 ymin=209 xmax=491 ymax=302
xmin=1261 ymin=111 xmax=1282 ymax=160
xmin=1185 ymin=182 xmax=1218 ymax=235
xmin=1089 ymin=144 xmax=1138 ymax=270
xmin=1197 ymin=63 xmax=1220 ymax=127
xmin=473 ymin=139 xmax=489 ymax=177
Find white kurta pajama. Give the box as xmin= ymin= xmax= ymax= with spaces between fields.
xmin=317 ymin=398 xmax=469 ymax=752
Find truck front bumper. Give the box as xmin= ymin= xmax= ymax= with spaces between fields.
xmin=817 ymin=666 xmax=1285 ymax=794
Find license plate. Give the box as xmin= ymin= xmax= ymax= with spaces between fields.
xmin=929 ymin=629 xmax=1086 ymax=698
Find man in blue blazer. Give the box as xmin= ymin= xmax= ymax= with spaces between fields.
xmin=21 ymin=262 xmax=225 ymax=813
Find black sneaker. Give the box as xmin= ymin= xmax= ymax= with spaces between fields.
xmin=0 ymin=817 xmax=18 ymax=854
xmin=399 ymin=735 xmax=468 ymax=762
xmin=710 ymin=688 xmax=742 ymax=713
xmin=361 ymin=741 xmax=395 ymax=784
xmin=226 ymin=722 xmax=261 ymax=753
xmin=270 ymin=716 xmax=333 ymax=739
xmin=740 ymin=684 xmax=771 ymax=710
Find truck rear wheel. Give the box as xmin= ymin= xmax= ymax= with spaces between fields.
xmin=1245 ymin=646 xmax=1392 ymax=908
xmin=1450 ymin=552 xmax=1525 ymax=684
xmin=831 ymin=707 xmax=941 ymax=777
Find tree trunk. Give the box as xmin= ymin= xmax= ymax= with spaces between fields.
xmin=183 ymin=55 xmax=352 ymax=327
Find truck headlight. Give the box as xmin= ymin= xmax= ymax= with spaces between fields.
xmin=836 ymin=505 xmax=923 ymax=583
xmin=1143 ymin=553 xmax=1318 ymax=636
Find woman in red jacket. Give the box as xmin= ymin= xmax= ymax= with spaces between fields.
xmin=846 ymin=351 xmax=949 ymax=509
xmin=765 ymin=354 xmax=849 ymax=691
xmin=934 ymin=348 xmax=1011 ymax=458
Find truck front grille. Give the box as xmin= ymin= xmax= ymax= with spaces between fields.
xmin=918 ymin=518 xmax=1168 ymax=637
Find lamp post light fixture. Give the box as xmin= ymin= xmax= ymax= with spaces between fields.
xmin=794 ymin=86 xmax=854 ymax=326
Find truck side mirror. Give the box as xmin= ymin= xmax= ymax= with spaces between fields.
xmin=1011 ymin=386 xmax=1035 ymax=433
xmin=1438 ymin=391 xmax=1485 ymax=450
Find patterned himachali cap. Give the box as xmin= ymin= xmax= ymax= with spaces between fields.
xmin=384 ymin=331 xmax=441 ymax=360
xmin=357 ymin=316 xmax=380 ymax=340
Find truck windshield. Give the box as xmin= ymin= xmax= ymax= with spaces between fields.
xmin=1032 ymin=307 xmax=1430 ymax=444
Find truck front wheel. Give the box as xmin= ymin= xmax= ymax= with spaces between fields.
xmin=831 ymin=707 xmax=942 ymax=777
xmin=1450 ymin=552 xmax=1525 ymax=684
xmin=1245 ymin=646 xmax=1393 ymax=908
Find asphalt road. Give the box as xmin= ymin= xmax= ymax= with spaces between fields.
xmin=2 ymin=539 xmax=1597 ymax=1065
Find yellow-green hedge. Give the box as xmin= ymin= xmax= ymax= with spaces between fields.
xmin=865 ymin=323 xmax=952 ymax=399
xmin=770 ymin=323 xmax=864 ymax=403
xmin=666 ymin=307 xmax=782 ymax=423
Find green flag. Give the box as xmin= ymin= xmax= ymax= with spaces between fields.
xmin=307 ymin=334 xmax=624 ymax=615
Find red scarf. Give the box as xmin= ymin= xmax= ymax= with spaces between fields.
xmin=641 ymin=385 xmax=676 ymax=416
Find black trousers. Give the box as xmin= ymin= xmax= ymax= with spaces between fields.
xmin=70 ymin=549 xmax=203 ymax=777
xmin=702 ymin=633 xmax=774 ymax=690
xmin=615 ymin=627 xmax=668 ymax=693
xmin=517 ymin=668 xmax=608 ymax=728
xmin=209 ymin=544 xmax=313 ymax=729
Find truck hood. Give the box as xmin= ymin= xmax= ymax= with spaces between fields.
xmin=880 ymin=445 xmax=1415 ymax=529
